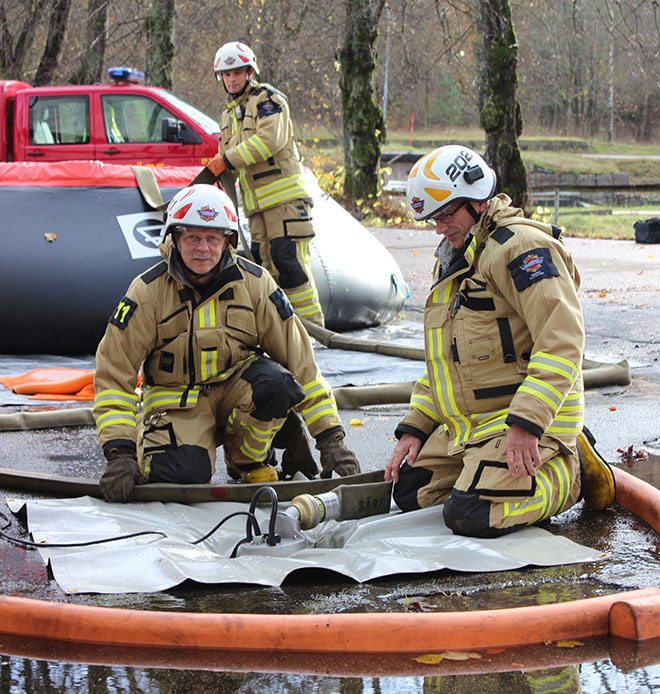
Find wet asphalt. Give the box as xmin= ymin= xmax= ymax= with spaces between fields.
xmin=1 ymin=231 xmax=660 ymax=691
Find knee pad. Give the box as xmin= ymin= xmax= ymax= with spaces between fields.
xmin=270 ymin=236 xmax=309 ymax=289
xmin=241 ymin=357 xmax=305 ymax=421
xmin=443 ymin=490 xmax=521 ymax=538
xmin=146 ymin=444 xmax=212 ymax=484
xmin=392 ymin=463 xmax=433 ymax=512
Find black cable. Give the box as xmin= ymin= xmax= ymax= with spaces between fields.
xmin=0 ymin=486 xmax=279 ymax=555
xmin=247 ymin=486 xmax=280 ymax=546
xmin=0 ymin=511 xmax=166 ymax=550
xmin=192 ymin=510 xmax=259 ymax=545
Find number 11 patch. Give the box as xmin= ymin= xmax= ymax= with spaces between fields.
xmin=507 ymin=247 xmax=559 ymax=292
xmin=109 ymin=295 xmax=138 ymax=329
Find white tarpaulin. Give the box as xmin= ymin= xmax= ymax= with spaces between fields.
xmin=6 ymin=496 xmax=605 ymax=595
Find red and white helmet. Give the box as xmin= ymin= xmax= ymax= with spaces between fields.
xmin=164 ymin=184 xmax=239 ymax=247
xmin=406 ymin=145 xmax=496 ymax=222
xmin=213 ymin=42 xmax=259 ymax=80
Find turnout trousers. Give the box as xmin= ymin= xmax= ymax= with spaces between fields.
xmin=248 ymin=200 xmax=324 ymax=326
xmin=393 ymin=428 xmax=582 ymax=537
xmin=137 ymin=356 xmax=305 ymax=484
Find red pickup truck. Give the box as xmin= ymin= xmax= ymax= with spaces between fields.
xmin=0 ymin=67 xmax=220 ymax=166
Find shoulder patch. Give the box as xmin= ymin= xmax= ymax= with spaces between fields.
xmin=237 ymin=255 xmax=263 ymax=277
xmin=507 ymin=247 xmax=560 ymax=292
xmin=108 ymin=295 xmax=138 ymax=330
xmin=269 ymin=288 xmax=294 ymax=320
xmin=140 ymin=261 xmax=167 ymax=284
xmin=491 ymin=227 xmax=514 ymax=245
xmin=257 ymin=99 xmax=282 ymax=118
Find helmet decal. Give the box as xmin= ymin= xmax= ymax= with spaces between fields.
xmin=197 ymin=206 xmax=219 ymax=223
xmin=411 ymin=197 xmax=425 ymax=214
xmin=224 ymin=206 xmax=237 ymax=223
xmin=423 ymin=150 xmax=445 ymax=182
xmin=224 ymin=56 xmax=236 ymax=66
xmin=426 ymin=188 xmax=451 ymax=203
xmin=173 ymin=203 xmax=192 ymax=220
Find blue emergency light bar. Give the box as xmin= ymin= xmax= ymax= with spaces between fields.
xmin=107 ymin=67 xmax=145 ymax=84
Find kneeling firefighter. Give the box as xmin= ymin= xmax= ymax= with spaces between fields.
xmin=94 ymin=184 xmax=359 ymax=502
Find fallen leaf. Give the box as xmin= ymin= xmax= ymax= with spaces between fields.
xmin=438 ymin=651 xmax=482 ymax=661
xmin=556 ymin=640 xmax=584 ymax=648
xmin=44 ymin=232 xmax=57 ymax=242
xmin=349 ymin=418 xmax=365 ymax=426
xmin=414 ymin=654 xmax=444 ymax=664
xmin=413 ymin=651 xmax=481 ymax=664
xmin=512 ymin=662 xmax=525 ymax=668
xmin=609 ymin=406 xmax=617 ymax=411
xmin=599 ymin=291 xmax=607 ymax=297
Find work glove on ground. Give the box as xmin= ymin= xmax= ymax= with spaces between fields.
xmin=316 ymin=431 xmax=361 ymax=479
xmin=206 ymin=153 xmax=227 ymax=178
xmin=273 ymin=411 xmax=319 ymax=480
xmin=99 ymin=449 xmax=145 ymax=503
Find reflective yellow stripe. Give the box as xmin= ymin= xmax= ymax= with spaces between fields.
xmin=502 ymin=455 xmax=570 ymax=522
xmin=254 ymin=174 xmax=309 ymax=208
xmin=410 ymin=394 xmax=442 ymax=423
xmin=427 ymin=323 xmax=471 ymax=446
xmin=518 ymin=375 xmax=563 ymax=410
xmin=96 ymin=410 xmax=137 ymax=434
xmin=93 ymin=388 xmax=138 ymax=411
xmin=529 ymin=351 xmax=579 ymax=383
xmin=301 ymin=398 xmax=337 ymax=426
xmin=142 ymin=386 xmax=201 ymax=413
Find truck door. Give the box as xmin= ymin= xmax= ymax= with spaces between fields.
xmin=99 ymin=93 xmax=200 ymax=165
xmin=25 ymin=94 xmax=93 ymax=161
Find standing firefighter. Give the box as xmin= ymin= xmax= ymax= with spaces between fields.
xmin=385 ymin=145 xmax=615 ymax=537
xmin=94 ymin=184 xmax=359 ymax=503
xmin=206 ymin=41 xmax=324 ymax=327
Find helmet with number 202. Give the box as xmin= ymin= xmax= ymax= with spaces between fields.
xmin=213 ymin=42 xmax=259 ymax=80
xmin=406 ymin=145 xmax=497 ymax=222
xmin=164 ymin=184 xmax=239 ymax=247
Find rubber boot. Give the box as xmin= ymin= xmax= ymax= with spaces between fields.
xmin=578 ymin=427 xmax=616 ymax=511
xmin=225 ymin=449 xmax=279 ymax=484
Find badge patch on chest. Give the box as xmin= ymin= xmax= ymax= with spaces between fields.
xmin=507 ymin=247 xmax=559 ymax=291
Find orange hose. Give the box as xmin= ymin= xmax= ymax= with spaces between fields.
xmin=0 ymin=589 xmax=658 ymax=653
xmin=0 ymin=467 xmax=658 ymax=655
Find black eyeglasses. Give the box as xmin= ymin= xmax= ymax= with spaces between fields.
xmin=428 ymin=200 xmax=467 ymax=226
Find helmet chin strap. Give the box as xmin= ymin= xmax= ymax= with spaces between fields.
xmin=465 ymin=200 xmax=483 ymax=223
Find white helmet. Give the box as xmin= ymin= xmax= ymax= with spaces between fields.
xmin=213 ymin=42 xmax=259 ymax=80
xmin=406 ymin=145 xmax=496 ymax=222
xmin=164 ymin=184 xmax=239 ymax=247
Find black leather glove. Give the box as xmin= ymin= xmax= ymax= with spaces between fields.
xmin=274 ymin=411 xmax=319 ymax=480
xmin=99 ymin=449 xmax=144 ymax=503
xmin=316 ymin=431 xmax=361 ymax=479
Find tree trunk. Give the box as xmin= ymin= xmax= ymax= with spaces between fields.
xmin=339 ymin=0 xmax=386 ymax=203
xmin=33 ymin=0 xmax=72 ymax=85
xmin=145 ymin=0 xmax=176 ymax=90
xmin=70 ymin=0 xmax=109 ymax=84
xmin=0 ymin=0 xmax=49 ymax=79
xmin=478 ymin=0 xmax=528 ymax=210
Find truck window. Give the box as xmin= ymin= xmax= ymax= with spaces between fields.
xmin=101 ymin=94 xmax=178 ymax=144
xmin=28 ymin=95 xmax=90 ymax=145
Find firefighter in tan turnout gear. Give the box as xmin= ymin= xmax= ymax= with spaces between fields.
xmin=385 ymin=145 xmax=615 ymax=537
xmin=205 ymin=41 xmax=324 ymax=327
xmin=94 ymin=184 xmax=359 ymax=503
